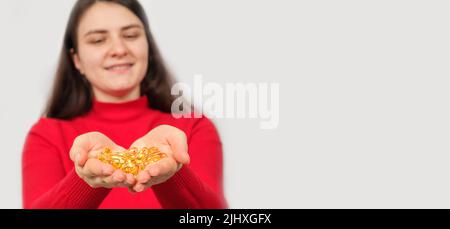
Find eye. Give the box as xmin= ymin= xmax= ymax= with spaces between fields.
xmin=88 ymin=37 xmax=106 ymax=45
xmin=123 ymin=31 xmax=141 ymax=40
xmin=92 ymin=39 xmax=105 ymax=44
xmin=124 ymin=34 xmax=138 ymax=39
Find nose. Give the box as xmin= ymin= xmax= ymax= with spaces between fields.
xmin=109 ymin=37 xmax=128 ymax=58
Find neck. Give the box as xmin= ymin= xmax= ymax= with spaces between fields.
xmin=89 ymin=95 xmax=149 ymax=122
xmin=93 ymin=87 xmax=141 ymax=103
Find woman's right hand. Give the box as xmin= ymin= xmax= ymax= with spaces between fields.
xmin=69 ymin=132 xmax=136 ymax=188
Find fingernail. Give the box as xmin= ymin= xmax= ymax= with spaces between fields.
xmin=75 ymin=154 xmax=80 ymax=164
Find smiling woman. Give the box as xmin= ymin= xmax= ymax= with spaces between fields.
xmin=71 ymin=2 xmax=149 ymax=102
xmin=21 ymin=0 xmax=227 ymax=209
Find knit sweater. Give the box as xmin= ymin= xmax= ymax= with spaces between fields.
xmin=22 ymin=96 xmax=227 ymax=209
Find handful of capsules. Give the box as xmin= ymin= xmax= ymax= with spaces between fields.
xmin=98 ymin=147 xmax=167 ymax=176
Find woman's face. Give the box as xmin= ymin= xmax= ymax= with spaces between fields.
xmin=73 ymin=2 xmax=149 ymax=102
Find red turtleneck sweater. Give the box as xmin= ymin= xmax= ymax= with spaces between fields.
xmin=22 ymin=96 xmax=227 ymax=209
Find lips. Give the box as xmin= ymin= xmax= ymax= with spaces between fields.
xmin=105 ymin=63 xmax=134 ymax=74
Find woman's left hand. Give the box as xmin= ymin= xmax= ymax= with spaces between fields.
xmin=129 ymin=125 xmax=190 ymax=192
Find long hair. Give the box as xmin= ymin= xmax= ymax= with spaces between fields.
xmin=44 ymin=0 xmax=176 ymax=119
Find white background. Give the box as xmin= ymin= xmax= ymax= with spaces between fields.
xmin=1 ymin=0 xmax=450 ymax=208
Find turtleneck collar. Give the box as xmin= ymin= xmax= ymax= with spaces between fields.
xmin=88 ymin=95 xmax=150 ymax=122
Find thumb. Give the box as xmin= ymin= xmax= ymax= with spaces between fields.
xmin=70 ymin=145 xmax=89 ymax=167
xmin=167 ymin=129 xmax=190 ymax=165
xmin=69 ymin=132 xmax=100 ymax=167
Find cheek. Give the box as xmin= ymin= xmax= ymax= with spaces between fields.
xmin=130 ymin=42 xmax=149 ymax=80
xmin=78 ymin=49 xmax=107 ymax=86
xmin=132 ymin=40 xmax=149 ymax=63
xmin=79 ymin=47 xmax=106 ymax=72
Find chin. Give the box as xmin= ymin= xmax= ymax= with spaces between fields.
xmin=103 ymin=83 xmax=134 ymax=95
xmin=108 ymin=78 xmax=138 ymax=88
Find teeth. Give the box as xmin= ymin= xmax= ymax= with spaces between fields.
xmin=109 ymin=65 xmax=130 ymax=70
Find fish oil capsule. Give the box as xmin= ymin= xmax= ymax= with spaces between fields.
xmin=98 ymin=147 xmax=167 ymax=176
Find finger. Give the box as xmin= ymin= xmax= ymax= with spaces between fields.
xmin=109 ymin=169 xmax=127 ymax=183
xmin=133 ymin=183 xmax=147 ymax=192
xmin=147 ymin=164 xmax=159 ymax=177
xmin=132 ymin=171 xmax=152 ymax=192
xmin=70 ymin=135 xmax=91 ymax=167
xmin=83 ymin=159 xmax=114 ymax=178
xmin=147 ymin=158 xmax=177 ymax=177
xmin=125 ymin=173 xmax=136 ymax=186
xmin=136 ymin=169 xmax=151 ymax=184
xmin=93 ymin=176 xmax=105 ymax=188
xmin=167 ymin=128 xmax=190 ymax=164
xmin=74 ymin=164 xmax=84 ymax=178
xmin=81 ymin=176 xmax=104 ymax=189
xmin=77 ymin=152 xmax=88 ymax=167
xmin=102 ymin=170 xmax=128 ymax=187
xmin=70 ymin=132 xmax=110 ymax=167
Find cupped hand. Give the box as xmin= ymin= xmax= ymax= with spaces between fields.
xmin=129 ymin=125 xmax=190 ymax=192
xmin=69 ymin=132 xmax=136 ymax=188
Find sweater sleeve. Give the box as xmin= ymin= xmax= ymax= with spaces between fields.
xmin=152 ymin=117 xmax=228 ymax=208
xmin=22 ymin=119 xmax=111 ymax=209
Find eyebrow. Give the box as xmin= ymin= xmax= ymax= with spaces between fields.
xmin=83 ymin=24 xmax=143 ymax=37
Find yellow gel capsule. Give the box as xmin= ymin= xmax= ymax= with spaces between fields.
xmin=98 ymin=147 xmax=167 ymax=176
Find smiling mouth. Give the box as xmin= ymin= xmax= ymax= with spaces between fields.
xmin=105 ymin=63 xmax=134 ymax=74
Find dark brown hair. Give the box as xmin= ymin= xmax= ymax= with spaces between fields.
xmin=44 ymin=0 xmax=176 ymax=119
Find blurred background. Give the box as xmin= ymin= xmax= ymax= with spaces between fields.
xmin=1 ymin=0 xmax=450 ymax=208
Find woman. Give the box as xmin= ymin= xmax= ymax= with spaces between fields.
xmin=22 ymin=0 xmax=227 ymax=209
